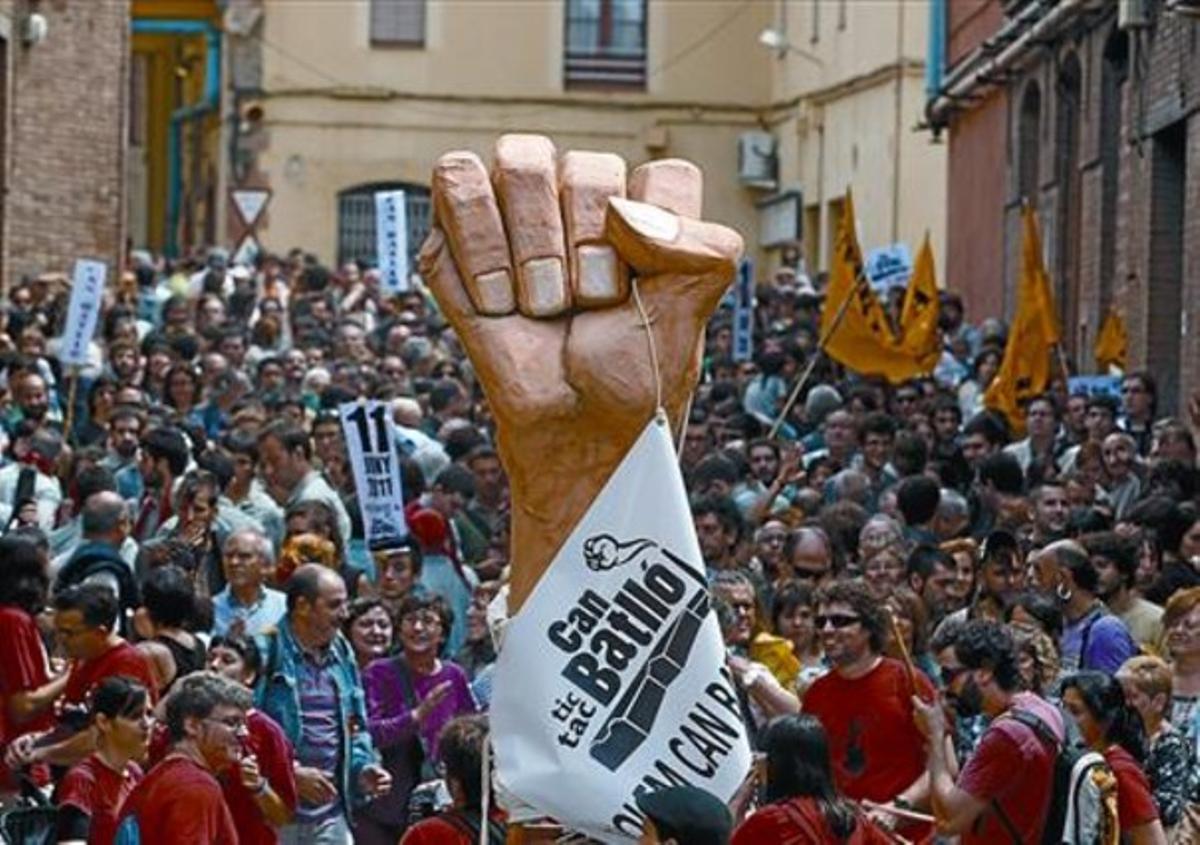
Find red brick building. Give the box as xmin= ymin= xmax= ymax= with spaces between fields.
xmin=0 ymin=0 xmax=130 ymax=290
xmin=928 ymin=0 xmax=1200 ymax=413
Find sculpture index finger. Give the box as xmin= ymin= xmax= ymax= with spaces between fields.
xmin=431 ymin=151 xmax=517 ymax=316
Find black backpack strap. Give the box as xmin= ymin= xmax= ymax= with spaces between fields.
xmin=989 ymin=798 xmax=1024 ymax=845
xmin=1006 ymin=708 xmax=1061 ymax=750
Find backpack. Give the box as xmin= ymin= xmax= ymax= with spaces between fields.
xmin=991 ymin=709 xmax=1119 ymax=845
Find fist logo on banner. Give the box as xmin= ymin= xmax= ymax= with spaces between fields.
xmin=490 ymin=417 xmax=751 ymax=842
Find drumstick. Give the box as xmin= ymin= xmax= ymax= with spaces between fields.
xmin=862 ymin=798 xmax=936 ymax=826
xmin=887 ymin=609 xmax=922 ymax=697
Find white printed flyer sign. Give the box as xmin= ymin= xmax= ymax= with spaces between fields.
xmin=58 ymin=259 xmax=107 ymax=366
xmin=339 ymin=400 xmax=407 ymax=547
xmin=490 ymin=415 xmax=751 ymax=842
xmin=375 ymin=190 xmax=410 ymax=294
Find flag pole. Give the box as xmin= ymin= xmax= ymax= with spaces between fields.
xmin=768 ymin=270 xmax=866 ymax=440
xmin=1053 ymin=343 xmax=1071 ymax=388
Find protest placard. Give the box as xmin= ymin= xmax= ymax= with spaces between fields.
xmin=865 ymin=242 xmax=913 ymax=291
xmin=491 ymin=416 xmax=751 ymax=842
xmin=340 ymin=400 xmax=407 ymax=547
xmin=58 ymin=259 xmax=107 ymax=366
xmin=375 ymin=190 xmax=410 ymax=295
xmin=733 ymin=259 xmax=754 ymax=363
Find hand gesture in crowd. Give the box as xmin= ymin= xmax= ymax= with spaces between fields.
xmin=414 ymin=680 xmax=453 ymax=725
xmin=293 ymin=766 xmax=338 ymax=806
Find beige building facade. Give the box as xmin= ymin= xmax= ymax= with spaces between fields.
xmin=228 ymin=0 xmax=945 ymax=279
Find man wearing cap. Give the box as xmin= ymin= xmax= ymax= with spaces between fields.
xmin=636 ymin=785 xmax=732 ymax=845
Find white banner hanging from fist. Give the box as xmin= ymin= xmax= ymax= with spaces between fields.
xmin=490 ymin=415 xmax=751 ymax=843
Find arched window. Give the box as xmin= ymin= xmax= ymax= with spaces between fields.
xmin=336 ymin=182 xmax=431 ymax=268
xmin=1099 ymin=30 xmax=1129 ymax=311
xmin=1055 ymin=53 xmax=1082 ymax=358
xmin=1017 ymin=82 xmax=1041 ymax=203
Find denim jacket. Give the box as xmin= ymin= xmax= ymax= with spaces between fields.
xmin=255 ymin=618 xmax=380 ymax=815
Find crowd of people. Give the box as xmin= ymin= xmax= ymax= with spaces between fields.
xmin=0 ymin=244 xmax=1197 ymax=845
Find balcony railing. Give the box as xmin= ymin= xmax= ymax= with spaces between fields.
xmin=565 ymin=47 xmax=647 ymax=88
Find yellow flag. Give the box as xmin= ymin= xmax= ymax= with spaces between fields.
xmin=897 ymin=233 xmax=941 ymax=370
xmin=984 ymin=207 xmax=1057 ymax=435
xmin=1094 ymin=308 xmax=1128 ymax=372
xmin=820 ymin=191 xmax=930 ymax=384
xmin=1021 ymin=205 xmax=1061 ymax=345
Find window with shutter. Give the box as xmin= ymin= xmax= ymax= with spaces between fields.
xmin=564 ymin=0 xmax=647 ymax=89
xmin=337 ymin=183 xmax=432 ymax=269
xmin=370 ymin=0 xmax=426 ymax=47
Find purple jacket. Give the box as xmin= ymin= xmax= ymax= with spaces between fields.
xmin=362 ymin=657 xmax=477 ymax=762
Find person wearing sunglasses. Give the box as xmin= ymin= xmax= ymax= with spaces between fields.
xmin=912 ymin=619 xmax=1065 ymax=844
xmin=801 ymin=580 xmax=937 ymax=841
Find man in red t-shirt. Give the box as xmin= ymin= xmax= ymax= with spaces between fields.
xmin=117 ymin=673 xmax=250 ymax=845
xmin=914 ymin=619 xmax=1064 ymax=844
xmin=5 ymin=583 xmax=157 ymax=772
xmin=802 ymin=580 xmax=935 ymax=840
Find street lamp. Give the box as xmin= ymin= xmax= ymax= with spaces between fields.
xmin=758 ymin=27 xmax=824 ymax=65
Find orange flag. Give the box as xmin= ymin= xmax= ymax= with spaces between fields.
xmin=897 ymin=233 xmax=941 ymax=370
xmin=984 ymin=206 xmax=1057 ymax=435
xmin=1020 ymin=204 xmax=1061 ymax=345
xmin=1094 ymin=307 xmax=1128 ymax=372
xmin=820 ymin=191 xmax=931 ymax=384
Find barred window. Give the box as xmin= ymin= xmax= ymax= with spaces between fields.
xmin=336 ymin=183 xmax=431 ymax=270
xmin=370 ymin=0 xmax=425 ymax=46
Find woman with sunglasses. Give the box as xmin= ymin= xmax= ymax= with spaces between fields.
xmin=1061 ymin=671 xmax=1168 ymax=845
xmin=54 ymin=676 xmax=153 ymax=845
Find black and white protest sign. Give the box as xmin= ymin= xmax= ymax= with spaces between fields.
xmin=339 ymin=400 xmax=407 ymax=547
xmin=490 ymin=416 xmax=751 ymax=842
xmin=58 ymin=259 xmax=106 ymax=366
xmin=375 ymin=189 xmax=410 ymax=295
xmin=733 ymin=258 xmax=754 ymax=363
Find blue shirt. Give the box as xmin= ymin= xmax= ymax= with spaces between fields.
xmin=1061 ymin=604 xmax=1138 ymax=676
xmin=296 ymin=649 xmax=343 ymax=822
xmin=210 ymin=586 xmax=286 ymax=638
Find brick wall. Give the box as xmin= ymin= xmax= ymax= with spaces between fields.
xmin=945 ymin=5 xmax=1200 ymax=408
xmin=4 ymin=0 xmax=129 ymax=289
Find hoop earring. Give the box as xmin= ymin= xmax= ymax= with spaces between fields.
xmin=1056 ymin=582 xmax=1072 ymax=602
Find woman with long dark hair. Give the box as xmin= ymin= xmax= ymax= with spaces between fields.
xmin=731 ymin=714 xmax=891 ymax=844
xmin=1061 ymin=671 xmax=1168 ymax=845
xmin=54 ymin=676 xmax=152 ymax=845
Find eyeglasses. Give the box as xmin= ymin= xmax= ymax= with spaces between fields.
xmin=401 ymin=613 xmax=442 ymax=628
xmin=815 ymin=614 xmax=861 ymax=630
xmin=205 ymin=715 xmax=247 ymax=732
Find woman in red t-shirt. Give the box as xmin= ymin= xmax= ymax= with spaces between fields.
xmin=1062 ymin=671 xmax=1168 ymax=845
xmin=54 ymin=676 xmax=152 ymax=845
xmin=731 ymin=714 xmax=893 ymax=845
xmin=0 ymin=535 xmax=60 ymax=792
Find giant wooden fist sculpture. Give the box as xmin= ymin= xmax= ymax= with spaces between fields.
xmin=419 ymin=134 xmax=743 ymax=612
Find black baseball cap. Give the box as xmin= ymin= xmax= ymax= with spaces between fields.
xmin=635 ymin=785 xmax=732 ymax=845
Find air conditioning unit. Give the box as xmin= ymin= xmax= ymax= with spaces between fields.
xmin=1119 ymin=0 xmax=1150 ymax=28
xmin=1167 ymin=0 xmax=1200 ymax=17
xmin=737 ymin=132 xmax=778 ymax=190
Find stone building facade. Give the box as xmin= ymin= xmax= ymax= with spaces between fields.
xmin=929 ymin=0 xmax=1200 ymax=412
